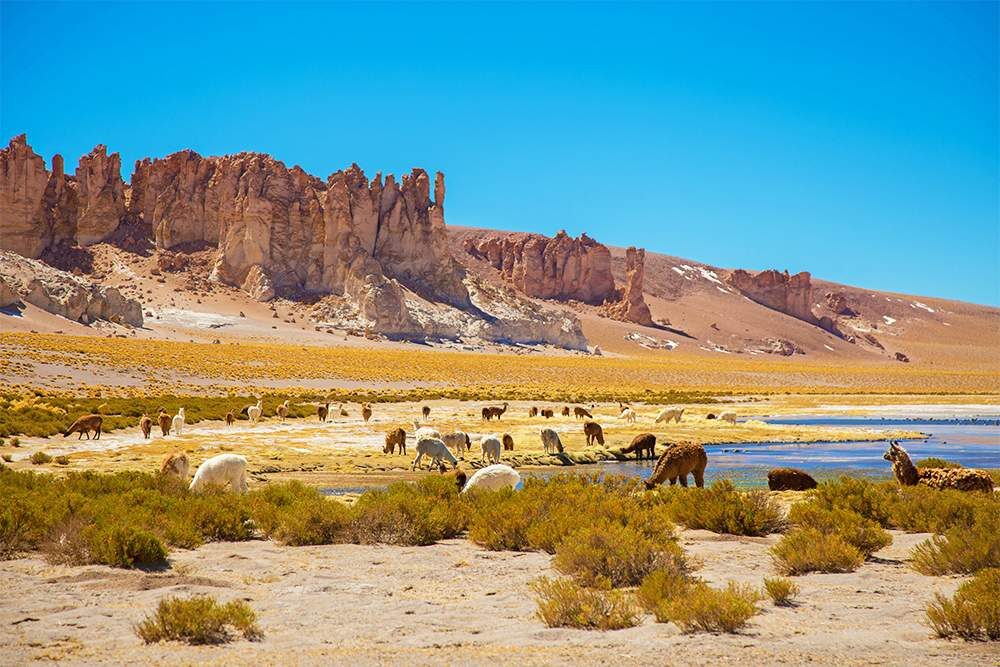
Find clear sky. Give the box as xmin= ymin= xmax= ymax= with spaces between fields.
xmin=2 ymin=2 xmax=997 ymax=305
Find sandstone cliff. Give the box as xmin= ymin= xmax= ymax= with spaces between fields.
xmin=603 ymin=247 xmax=653 ymax=326
xmin=726 ymin=269 xmax=817 ymax=324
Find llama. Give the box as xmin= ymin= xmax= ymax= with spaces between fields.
xmin=541 ymin=408 xmax=554 ymax=419
xmin=189 ymin=453 xmax=248 ymax=493
xmin=361 ymin=403 xmax=372 ymax=422
xmin=412 ymin=437 xmax=458 ymax=470
xmin=482 ymin=403 xmax=509 ymax=421
xmin=276 ymin=400 xmax=290 ymax=422
xmin=413 ymin=421 xmax=442 ymax=441
xmin=540 ymin=428 xmax=564 ymax=454
xmin=480 ymin=435 xmax=502 ymax=464
xmin=619 ymin=407 xmax=637 ymax=424
xmin=528 ymin=406 xmax=539 ymax=418
xmin=339 ymin=403 xmax=348 ymax=417
xmin=441 ymin=431 xmax=471 ymax=456
xmin=422 ymin=405 xmax=431 ymax=420
xmin=883 ymin=441 xmax=993 ymax=493
xmin=225 ymin=411 xmax=236 ymax=427
xmin=160 ymin=452 xmax=190 ymax=480
xmin=442 ymin=464 xmax=469 ymax=492
xmin=461 ymin=464 xmax=521 ymax=493
xmin=317 ymin=403 xmax=329 ymax=422
xmin=63 ymin=414 xmax=103 ymax=440
xmin=384 ymin=427 xmax=407 ymax=455
xmin=645 ymin=442 xmax=708 ymax=489
xmin=767 ymin=468 xmax=818 ymax=491
xmin=718 ymin=411 xmax=737 ymax=424
xmin=573 ymin=407 xmax=592 ymax=420
xmin=502 ymin=433 xmax=515 ymax=451
xmin=621 ymin=433 xmax=656 ymax=460
xmin=139 ymin=414 xmax=152 ymax=439
xmin=247 ymin=399 xmax=263 ymax=425
xmin=561 ymin=406 xmax=570 ymax=417
xmin=583 ymin=421 xmax=605 ymax=446
xmin=655 ymin=408 xmax=684 ymax=424
xmin=172 ymin=408 xmax=186 ymax=436
xmin=158 ymin=411 xmax=171 ymax=436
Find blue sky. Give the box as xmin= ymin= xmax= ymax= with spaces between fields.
xmin=2 ymin=2 xmax=997 ymax=305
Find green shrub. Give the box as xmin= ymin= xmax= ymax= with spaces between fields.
xmin=891 ymin=486 xmax=996 ymax=534
xmin=657 ymin=480 xmax=786 ymax=536
xmin=763 ymin=577 xmax=799 ymax=606
xmin=530 ymin=577 xmax=641 ymax=630
xmin=926 ymin=568 xmax=1000 ymax=640
xmin=636 ymin=568 xmax=693 ymax=611
xmin=771 ymin=528 xmax=864 ymax=575
xmin=915 ymin=457 xmax=962 ymax=469
xmin=54 ymin=455 xmax=70 ymax=466
xmin=86 ymin=525 xmax=167 ymax=568
xmin=135 ymin=595 xmax=261 ymax=644
xmin=250 ymin=482 xmax=349 ymax=546
xmin=350 ymin=475 xmax=467 ymax=546
xmin=787 ymin=504 xmax=891 ymax=556
xmin=0 ymin=497 xmax=49 ymax=559
xmin=655 ymin=581 xmax=760 ymax=633
xmin=806 ymin=477 xmax=896 ymax=528
xmin=911 ymin=510 xmax=1000 ymax=576
xmin=29 ymin=451 xmax=52 ymax=465
xmin=553 ymin=521 xmax=688 ymax=588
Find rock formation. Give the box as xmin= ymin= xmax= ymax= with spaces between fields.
xmin=824 ymin=291 xmax=858 ymax=318
xmin=0 ymin=275 xmax=18 ymax=308
xmin=464 ymin=230 xmax=616 ymax=305
xmin=727 ymin=269 xmax=817 ymax=324
xmin=75 ymin=145 xmax=126 ymax=245
xmin=603 ymin=247 xmax=653 ymax=325
xmin=0 ymin=250 xmax=142 ymax=326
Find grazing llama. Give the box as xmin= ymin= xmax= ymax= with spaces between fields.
xmin=276 ymin=400 xmax=290 ymax=422
xmin=139 ymin=414 xmax=152 ymax=439
xmin=619 ymin=407 xmax=637 ymax=424
xmin=441 ymin=431 xmax=471 ymax=456
xmin=158 ymin=411 xmax=171 ymax=436
xmin=621 ymin=433 xmax=656 ymax=460
xmin=172 ymin=408 xmax=186 ymax=436
xmin=541 ymin=408 xmax=554 ymax=419
xmin=645 ymin=442 xmax=708 ymax=489
xmin=502 ymin=433 xmax=515 ymax=451
xmin=412 ymin=437 xmax=457 ymax=470
xmin=540 ymin=428 xmax=564 ymax=454
xmin=247 ymin=399 xmax=263 ymax=425
xmin=561 ymin=407 xmax=571 ymax=417
xmin=361 ymin=403 xmax=372 ymax=422
xmin=413 ymin=421 xmax=442 ymax=441
xmin=461 ymin=464 xmax=521 ymax=493
xmin=583 ymin=421 xmax=605 ymax=446
xmin=528 ymin=406 xmax=539 ymax=418
xmin=718 ymin=411 xmax=737 ymax=424
xmin=422 ymin=405 xmax=431 ymax=419
xmin=317 ymin=403 xmax=330 ymax=422
xmin=883 ymin=441 xmax=993 ymax=492
xmin=480 ymin=435 xmax=502 ymax=464
xmin=189 ymin=454 xmax=249 ymax=493
xmin=384 ymin=427 xmax=407 ymax=455
xmin=225 ymin=411 xmax=236 ymax=426
xmin=655 ymin=408 xmax=684 ymax=424
xmin=767 ymin=468 xmax=818 ymax=491
xmin=573 ymin=407 xmax=592 ymax=420
xmin=160 ymin=453 xmax=190 ymax=480
xmin=63 ymin=414 xmax=103 ymax=440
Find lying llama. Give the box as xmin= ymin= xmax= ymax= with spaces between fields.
xmin=140 ymin=414 xmax=152 ymax=439
xmin=276 ymin=400 xmax=290 ymax=422
xmin=63 ymin=414 xmax=103 ymax=440
xmin=461 ymin=464 xmax=521 ymax=493
xmin=583 ymin=420 xmax=605 ymax=446
xmin=883 ymin=441 xmax=993 ymax=492
xmin=645 ymin=442 xmax=708 ymax=489
xmin=655 ymin=408 xmax=684 ymax=424
xmin=718 ymin=411 xmax=737 ymax=424
xmin=621 ymin=433 xmax=656 ymax=460
xmin=412 ymin=437 xmax=458 ymax=470
xmin=767 ymin=467 xmax=818 ymax=491
xmin=247 ymin=399 xmax=263 ymax=425
xmin=441 ymin=431 xmax=471 ymax=456
xmin=172 ymin=408 xmax=186 ymax=436
xmin=480 ymin=435 xmax=502 ymax=464
xmin=189 ymin=453 xmax=248 ymax=493
xmin=502 ymin=433 xmax=515 ymax=451
xmin=573 ymin=406 xmax=592 ymax=420
xmin=384 ymin=427 xmax=407 ymax=455
xmin=619 ymin=407 xmax=637 ymax=424
xmin=317 ymin=402 xmax=329 ymax=422
xmin=158 ymin=411 xmax=171 ymax=436
xmin=540 ymin=428 xmax=564 ymax=454
xmin=160 ymin=452 xmax=190 ymax=480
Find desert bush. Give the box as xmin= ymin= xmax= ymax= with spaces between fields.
xmin=0 ymin=497 xmax=49 ymax=559
xmin=925 ymin=568 xmax=1000 ymax=640
xmin=763 ymin=577 xmax=799 ymax=606
xmin=29 ymin=451 xmax=52 ymax=465
xmin=806 ymin=477 xmax=896 ymax=527
xmin=530 ymin=577 xmax=641 ymax=630
xmin=553 ymin=520 xmax=688 ymax=588
xmin=636 ymin=568 xmax=693 ymax=611
xmin=250 ymin=481 xmax=349 ymax=546
xmin=350 ymin=475 xmax=468 ymax=546
xmin=1 ymin=454 xmax=11 ymax=462
xmin=787 ymin=504 xmax=891 ymax=556
xmin=771 ymin=528 xmax=864 ymax=575
xmin=55 ymin=455 xmax=70 ymax=466
xmin=9 ymin=437 xmax=19 ymax=447
xmin=655 ymin=581 xmax=760 ymax=633
xmin=656 ymin=480 xmax=786 ymax=536
xmin=911 ymin=510 xmax=1000 ymax=576
xmin=915 ymin=457 xmax=962 ymax=469
xmin=135 ymin=595 xmax=261 ymax=644
xmin=890 ymin=486 xmax=997 ymax=534
xmin=86 ymin=525 xmax=167 ymax=568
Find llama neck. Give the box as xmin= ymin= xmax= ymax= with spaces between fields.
xmin=892 ymin=456 xmax=919 ymax=486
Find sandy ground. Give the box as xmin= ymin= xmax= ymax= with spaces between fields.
xmin=0 ymin=530 xmax=994 ymax=666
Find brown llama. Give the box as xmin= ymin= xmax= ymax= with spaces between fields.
xmin=440 ymin=462 xmax=468 ymax=492
xmin=63 ymin=414 xmax=103 ymax=440
xmin=502 ymin=433 xmax=515 ymax=451
xmin=482 ymin=403 xmax=509 ymax=421
xmin=884 ymin=441 xmax=993 ymax=493
xmin=158 ymin=411 xmax=171 ymax=436
xmin=362 ymin=403 xmax=372 ymax=422
xmin=276 ymin=400 xmax=291 ymax=422
xmin=384 ymin=427 xmax=406 ymax=455
xmin=645 ymin=442 xmax=708 ymax=489
xmin=225 ymin=411 xmax=236 ymax=427
xmin=139 ymin=414 xmax=152 ymax=439
xmin=541 ymin=408 xmax=554 ymax=419
xmin=561 ymin=406 xmax=570 ymax=417
xmin=574 ymin=407 xmax=593 ymax=420
xmin=528 ymin=406 xmax=539 ymax=418
xmin=583 ymin=421 xmax=605 ymax=446
xmin=621 ymin=433 xmax=656 ymax=460
xmin=339 ymin=403 xmax=348 ymax=417
xmin=160 ymin=452 xmax=190 ymax=480
xmin=317 ymin=403 xmax=329 ymax=422
xmin=422 ymin=405 xmax=431 ymax=419
xmin=767 ymin=468 xmax=817 ymax=491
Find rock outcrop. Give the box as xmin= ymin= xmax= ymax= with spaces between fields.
xmin=603 ymin=247 xmax=653 ymax=325
xmin=0 ymin=250 xmax=142 ymax=326
xmin=727 ymin=269 xmax=817 ymax=324
xmin=824 ymin=291 xmax=858 ymax=318
xmin=0 ymin=275 xmax=19 ymax=308
xmin=464 ymin=230 xmax=615 ymax=305
xmin=75 ymin=145 xmax=126 ymax=245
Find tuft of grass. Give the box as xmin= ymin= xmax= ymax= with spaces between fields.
xmin=916 ymin=457 xmax=963 ymax=469
xmin=553 ymin=520 xmax=688 ymax=588
xmin=911 ymin=510 xmax=999 ymax=576
xmin=771 ymin=528 xmax=864 ymax=575
xmin=763 ymin=577 xmax=800 ymax=606
xmin=29 ymin=451 xmax=52 ymax=465
xmin=655 ymin=581 xmax=761 ymax=633
xmin=135 ymin=595 xmax=262 ymax=644
xmin=787 ymin=504 xmax=891 ymax=556
xmin=530 ymin=577 xmax=641 ymax=630
xmin=656 ymin=480 xmax=787 ymax=536
xmin=54 ymin=455 xmax=70 ymax=466
xmin=925 ymin=568 xmax=1000 ymax=640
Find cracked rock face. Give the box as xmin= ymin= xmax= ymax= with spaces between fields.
xmin=603 ymin=247 xmax=653 ymax=326
xmin=726 ymin=269 xmax=818 ymax=325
